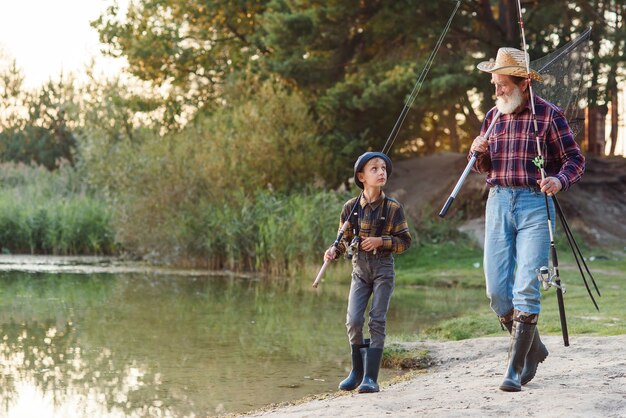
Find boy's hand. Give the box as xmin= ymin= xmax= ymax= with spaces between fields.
xmin=360 ymin=237 xmax=383 ymax=252
xmin=324 ymin=246 xmax=337 ymax=262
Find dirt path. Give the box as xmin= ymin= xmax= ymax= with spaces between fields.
xmin=247 ymin=334 xmax=626 ymax=417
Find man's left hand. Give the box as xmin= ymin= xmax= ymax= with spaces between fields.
xmin=538 ymin=177 xmax=562 ymax=196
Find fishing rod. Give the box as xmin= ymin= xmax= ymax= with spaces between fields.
xmin=312 ymin=192 xmax=362 ymax=288
xmin=437 ymin=24 xmax=600 ymax=322
xmin=313 ymin=1 xmax=461 ymax=288
xmin=382 ymin=0 xmax=461 ymax=155
xmin=553 ymin=196 xmax=601 ymax=307
xmin=439 ymin=27 xmax=592 ymax=218
xmin=439 ymin=110 xmax=500 ymax=218
xmin=514 ymin=0 xmax=569 ymax=346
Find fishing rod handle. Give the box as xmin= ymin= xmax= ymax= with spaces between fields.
xmin=551 ymin=234 xmax=569 ymax=345
xmin=439 ymin=111 xmax=501 ymax=218
xmin=312 ymin=260 xmax=330 ymax=288
xmin=312 ymin=219 xmax=351 ymax=288
xmin=556 ymin=282 xmax=569 ymax=346
xmin=439 ymin=153 xmax=477 ymax=218
xmin=438 ymin=196 xmax=456 ymax=218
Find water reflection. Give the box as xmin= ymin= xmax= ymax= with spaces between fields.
xmin=0 ymin=270 xmax=486 ymax=416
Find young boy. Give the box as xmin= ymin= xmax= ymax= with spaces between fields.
xmin=324 ymin=151 xmax=412 ymax=393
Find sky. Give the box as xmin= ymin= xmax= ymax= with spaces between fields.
xmin=0 ymin=0 xmax=128 ymax=88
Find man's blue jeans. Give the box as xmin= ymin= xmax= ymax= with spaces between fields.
xmin=484 ymin=186 xmax=555 ymax=316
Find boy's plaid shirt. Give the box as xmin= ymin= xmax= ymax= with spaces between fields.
xmin=472 ymin=95 xmax=585 ymax=190
xmin=336 ymin=192 xmax=412 ymax=256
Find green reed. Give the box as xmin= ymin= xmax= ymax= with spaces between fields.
xmin=187 ymin=189 xmax=346 ymax=275
xmin=169 ymin=186 xmax=482 ymax=275
xmin=0 ymin=163 xmax=115 ymax=255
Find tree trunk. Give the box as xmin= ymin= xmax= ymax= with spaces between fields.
xmin=587 ymin=105 xmax=608 ymax=156
xmin=607 ymin=0 xmax=624 ymax=157
xmin=462 ymin=92 xmax=483 ymax=134
xmin=448 ymin=112 xmax=460 ymax=153
xmin=609 ymin=85 xmax=618 ymax=157
xmin=586 ymin=14 xmax=603 ymax=155
xmin=499 ymin=0 xmax=520 ymax=45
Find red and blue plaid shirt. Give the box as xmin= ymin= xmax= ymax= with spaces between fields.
xmin=472 ymin=96 xmax=585 ymax=190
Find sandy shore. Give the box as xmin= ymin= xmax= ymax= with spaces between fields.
xmin=246 ymin=334 xmax=626 ymax=418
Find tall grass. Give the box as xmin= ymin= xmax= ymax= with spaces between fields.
xmin=0 ymin=159 xmax=479 ymax=274
xmin=0 ymin=163 xmax=116 ymax=255
xmin=182 ymin=189 xmax=348 ymax=275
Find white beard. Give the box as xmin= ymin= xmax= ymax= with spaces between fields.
xmin=496 ymin=86 xmax=524 ymax=114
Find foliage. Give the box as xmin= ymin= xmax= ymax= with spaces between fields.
xmin=0 ymin=64 xmax=78 ymax=170
xmin=381 ymin=345 xmax=431 ymax=370
xmin=0 ymin=1 xmax=623 ymax=268
xmin=0 ymin=163 xmax=116 ymax=255
xmin=92 ymin=1 xmax=626 ymax=185
xmin=80 ymin=76 xmax=334 ymax=268
xmin=193 ymin=189 xmax=346 ymax=274
xmin=92 ymin=0 xmax=269 ymax=122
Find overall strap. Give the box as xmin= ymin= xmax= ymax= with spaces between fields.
xmin=350 ymin=199 xmax=362 ymax=236
xmin=375 ymin=197 xmax=389 ymax=237
xmin=352 ymin=196 xmax=389 ymax=237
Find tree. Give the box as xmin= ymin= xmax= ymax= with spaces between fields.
xmin=94 ymin=0 xmax=625 ymax=183
xmin=260 ymin=1 xmax=487 ymax=182
xmin=603 ymin=1 xmax=626 ymax=156
xmin=562 ymin=0 xmax=626 ymax=156
xmin=0 ymin=61 xmax=78 ymax=169
xmin=92 ymin=0 xmax=270 ymax=122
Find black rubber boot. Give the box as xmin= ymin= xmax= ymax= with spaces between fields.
xmin=338 ymin=339 xmax=370 ymax=391
xmin=501 ymin=320 xmax=548 ymax=385
xmin=521 ymin=328 xmax=548 ymax=385
xmin=358 ymin=347 xmax=383 ymax=393
xmin=499 ymin=320 xmax=536 ymax=392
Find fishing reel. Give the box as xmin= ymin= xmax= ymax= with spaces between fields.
xmin=346 ymin=236 xmax=361 ymax=260
xmin=536 ymin=266 xmax=565 ymax=292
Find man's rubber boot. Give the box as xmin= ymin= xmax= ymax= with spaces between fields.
xmin=521 ymin=328 xmax=548 ymax=385
xmin=358 ymin=347 xmax=383 ymax=393
xmin=499 ymin=320 xmax=536 ymax=392
xmin=502 ymin=319 xmax=549 ymax=385
xmin=338 ymin=339 xmax=370 ymax=391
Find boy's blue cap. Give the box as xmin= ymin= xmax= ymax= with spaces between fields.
xmin=353 ymin=152 xmax=393 ymax=189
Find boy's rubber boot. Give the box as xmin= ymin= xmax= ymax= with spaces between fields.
xmin=338 ymin=339 xmax=370 ymax=391
xmin=358 ymin=347 xmax=383 ymax=393
xmin=502 ymin=320 xmax=549 ymax=385
xmin=499 ymin=320 xmax=536 ymax=392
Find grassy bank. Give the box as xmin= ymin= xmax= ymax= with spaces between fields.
xmin=392 ymin=243 xmax=626 ymax=342
xmin=317 ymin=223 xmax=625 ymax=344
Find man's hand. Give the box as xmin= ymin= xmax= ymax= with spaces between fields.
xmin=538 ymin=176 xmax=562 ymax=196
xmin=360 ymin=237 xmax=383 ymax=252
xmin=470 ymin=136 xmax=489 ymax=153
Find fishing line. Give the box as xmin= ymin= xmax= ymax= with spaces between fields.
xmin=381 ymin=1 xmax=460 ymax=155
xmin=314 ymin=2 xmax=460 ymax=288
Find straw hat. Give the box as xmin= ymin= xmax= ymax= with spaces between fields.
xmin=477 ymin=47 xmax=543 ymax=82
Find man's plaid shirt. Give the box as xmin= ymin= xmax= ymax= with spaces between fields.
xmin=336 ymin=192 xmax=412 ymax=256
xmin=472 ymin=95 xmax=585 ymax=190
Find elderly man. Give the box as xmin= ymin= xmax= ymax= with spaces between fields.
xmin=470 ymin=47 xmax=585 ymax=392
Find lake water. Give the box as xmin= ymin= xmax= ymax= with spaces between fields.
xmin=0 ymin=257 xmax=486 ymax=417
